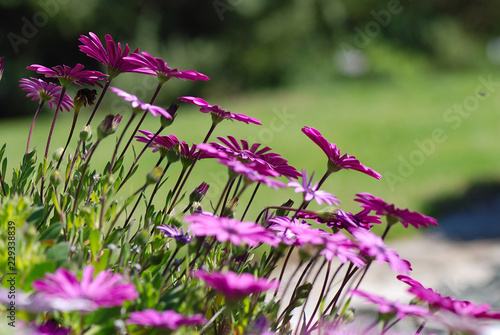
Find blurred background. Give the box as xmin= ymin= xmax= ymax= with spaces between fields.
xmin=1 ymin=0 xmax=500 ymax=239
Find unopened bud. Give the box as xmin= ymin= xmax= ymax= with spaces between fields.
xmin=160 ymin=103 xmax=178 ymax=128
xmin=146 ymin=167 xmax=163 ymax=185
xmin=50 ymin=170 xmax=63 ymax=187
xmin=80 ymin=125 xmax=92 ymax=142
xmin=189 ymin=182 xmax=209 ymax=203
xmin=52 ymin=147 xmax=64 ymax=162
xmin=166 ymin=143 xmax=181 ymax=163
xmin=276 ymin=199 xmax=294 ymax=217
xmin=98 ymin=114 xmax=122 ymax=140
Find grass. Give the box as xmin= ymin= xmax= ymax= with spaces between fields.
xmin=2 ymin=68 xmax=499 ymax=238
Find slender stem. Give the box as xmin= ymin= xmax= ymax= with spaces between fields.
xmin=146 ymin=161 xmax=171 ymax=212
xmin=63 ymin=143 xmax=81 ymax=193
xmin=241 ymin=182 xmax=260 ymax=221
xmin=0 ymin=170 xmax=6 ymax=197
xmin=163 ymin=166 xmax=187 ymax=215
xmin=109 ymin=112 xmax=137 ymax=174
xmin=324 ymin=263 xmax=355 ymax=315
xmin=86 ymin=81 xmax=111 ymax=126
xmin=317 ymin=170 xmax=332 ymax=189
xmin=115 ymin=83 xmax=164 ymax=166
xmin=167 ymin=123 xmax=217 ymax=214
xmin=72 ymin=140 xmax=100 ymax=213
xmin=305 ymin=260 xmax=331 ymax=330
xmin=40 ymin=87 xmax=67 ymax=199
xmin=26 ymin=102 xmax=44 ymax=154
xmin=117 ymin=125 xmax=164 ymax=192
xmin=213 ymin=177 xmax=233 ymax=215
xmin=414 ymin=320 xmax=427 ymax=334
xmin=56 ymin=109 xmax=79 ymax=169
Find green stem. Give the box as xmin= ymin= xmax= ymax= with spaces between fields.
xmin=26 ymin=102 xmax=44 ymax=154
xmin=56 ymin=108 xmax=79 ymax=169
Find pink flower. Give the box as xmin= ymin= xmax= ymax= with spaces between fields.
xmin=136 ymin=130 xmax=199 ymax=166
xmin=156 ymin=225 xmax=193 ymax=244
xmin=301 ymin=126 xmax=382 ymax=179
xmin=350 ymin=289 xmax=429 ymax=320
xmin=109 ymin=87 xmax=172 ymax=119
xmin=32 ymin=265 xmax=138 ymax=311
xmin=288 ymin=170 xmax=340 ymax=206
xmin=126 ymin=309 xmax=205 ymax=330
xmin=19 ymin=78 xmax=73 ymax=111
xmin=320 ymin=232 xmax=366 ymax=267
xmin=268 ymin=216 xmax=325 ymax=246
xmin=124 ymin=51 xmax=210 ymax=83
xmin=355 ymin=192 xmax=438 ymax=229
xmin=219 ymin=157 xmax=286 ymax=190
xmin=78 ymin=32 xmax=141 ymax=79
xmin=179 ymin=96 xmax=261 ymax=125
xmin=352 ymin=228 xmax=411 ymax=274
xmin=194 ymin=270 xmax=279 ymax=299
xmin=186 ymin=214 xmax=278 ymax=246
xmin=185 ymin=214 xmax=278 ymax=247
xmin=26 ymin=64 xmax=106 ymax=88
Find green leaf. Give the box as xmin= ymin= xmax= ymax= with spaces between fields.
xmin=90 ymin=229 xmax=101 ymax=260
xmin=46 ymin=242 xmax=70 ymax=264
xmin=39 ymin=222 xmax=63 ymax=241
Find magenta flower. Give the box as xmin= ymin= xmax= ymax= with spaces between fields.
xmin=32 ymin=265 xmax=138 ymax=311
xmin=350 ymin=290 xmax=429 ymax=320
xmin=126 ymin=309 xmax=205 ymax=330
xmin=208 ymin=137 xmax=300 ymax=179
xmin=288 ymin=170 xmax=340 ymax=206
xmin=78 ymin=32 xmax=141 ymax=79
xmin=110 ymin=87 xmax=172 ymax=119
xmin=219 ymin=158 xmax=286 ymax=190
xmin=179 ymin=96 xmax=261 ymax=125
xmin=397 ymin=275 xmax=500 ymax=320
xmin=268 ymin=216 xmax=325 ymax=246
xmin=194 ymin=270 xmax=279 ymax=299
xmin=125 ymin=51 xmax=210 ymax=84
xmin=301 ymin=126 xmax=382 ymax=179
xmin=185 ymin=214 xmax=278 ymax=247
xmin=351 ymin=228 xmax=411 ymax=274
xmin=355 ymin=192 xmax=438 ymax=229
xmin=320 ymin=232 xmax=366 ymax=267
xmin=20 ymin=78 xmax=73 ymax=111
xmin=26 ymin=63 xmax=107 ymax=88
xmin=136 ymin=130 xmax=199 ymax=166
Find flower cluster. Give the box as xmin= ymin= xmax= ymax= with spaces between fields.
xmin=2 ymin=31 xmax=496 ymax=335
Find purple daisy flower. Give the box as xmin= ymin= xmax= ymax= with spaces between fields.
xmin=320 ymin=232 xmax=366 ymax=267
xmin=156 ymin=225 xmax=193 ymax=244
xmin=397 ymin=275 xmax=500 ymax=320
xmin=110 ymin=87 xmax=172 ymax=119
xmin=288 ymin=170 xmax=340 ymax=206
xmin=350 ymin=289 xmax=429 ymax=320
xmin=19 ymin=78 xmax=74 ymax=111
xmin=301 ymin=126 xmax=382 ymax=179
xmin=78 ymin=32 xmax=141 ymax=79
xmin=26 ymin=63 xmax=107 ymax=88
xmin=219 ymin=157 xmax=286 ymax=190
xmin=354 ymin=192 xmax=438 ymax=229
xmin=126 ymin=309 xmax=205 ymax=330
xmin=194 ymin=270 xmax=279 ymax=299
xmin=125 ymin=51 xmax=210 ymax=84
xmin=185 ymin=214 xmax=279 ymax=247
xmin=268 ymin=216 xmax=325 ymax=246
xmin=351 ymin=228 xmax=411 ymax=274
xmin=32 ymin=265 xmax=138 ymax=311
xmin=210 ymin=136 xmax=300 ymax=179
xmin=178 ymin=96 xmax=261 ymax=125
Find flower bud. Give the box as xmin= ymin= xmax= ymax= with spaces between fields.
xmin=98 ymin=114 xmax=122 ymax=140
xmin=52 ymin=147 xmax=64 ymax=162
xmin=146 ymin=167 xmax=163 ymax=185
xmin=80 ymin=125 xmax=92 ymax=142
xmin=134 ymin=229 xmax=150 ymax=246
xmin=276 ymin=199 xmax=294 ymax=217
xmin=166 ymin=143 xmax=181 ymax=163
xmin=160 ymin=103 xmax=178 ymax=128
xmin=50 ymin=170 xmax=63 ymax=187
xmin=189 ymin=182 xmax=209 ymax=204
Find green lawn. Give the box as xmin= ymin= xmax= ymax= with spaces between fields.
xmin=2 ymin=69 xmax=500 ymax=238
